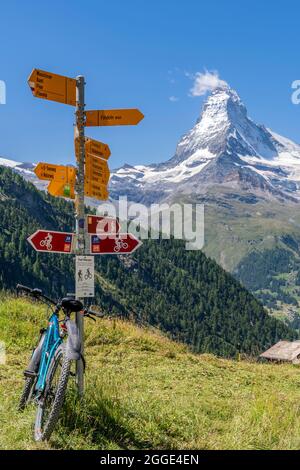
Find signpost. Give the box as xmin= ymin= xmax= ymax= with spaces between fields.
xmin=27 ymin=67 xmax=144 ymax=396
xmin=27 ymin=230 xmax=74 ymax=254
xmin=85 ymin=108 xmax=144 ymax=127
xmin=74 ymin=75 xmax=86 ymax=395
xmin=90 ymin=233 xmax=142 ymax=255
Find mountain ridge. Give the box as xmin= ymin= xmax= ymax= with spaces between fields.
xmin=3 ymin=86 xmax=300 ymax=205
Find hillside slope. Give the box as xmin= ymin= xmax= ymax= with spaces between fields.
xmin=1 ymin=297 xmax=300 ymax=450
xmin=3 ymin=85 xmax=300 ymax=322
xmin=0 ymin=166 xmax=296 ymax=357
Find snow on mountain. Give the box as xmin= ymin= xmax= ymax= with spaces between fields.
xmin=0 ymin=157 xmax=48 ymax=191
xmin=1 ymin=86 xmax=300 ymax=205
xmin=110 ymin=86 xmax=300 ymax=203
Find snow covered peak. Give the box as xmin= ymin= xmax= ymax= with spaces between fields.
xmin=109 ymin=86 xmax=300 ymax=203
xmin=200 ymin=86 xmax=245 ymax=123
xmin=172 ymin=86 xmax=281 ymax=165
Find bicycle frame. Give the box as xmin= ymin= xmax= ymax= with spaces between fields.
xmin=35 ymin=313 xmax=62 ymax=392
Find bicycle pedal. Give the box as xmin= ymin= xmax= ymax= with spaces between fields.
xmin=24 ymin=369 xmax=37 ymax=379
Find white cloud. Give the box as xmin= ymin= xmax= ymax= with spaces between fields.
xmin=169 ymin=95 xmax=179 ymax=102
xmin=189 ymin=70 xmax=228 ymax=97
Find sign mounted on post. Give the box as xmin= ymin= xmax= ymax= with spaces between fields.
xmin=85 ymin=138 xmax=111 ymax=160
xmin=34 ymin=163 xmax=76 ymax=183
xmin=75 ymin=137 xmax=111 ymax=162
xmin=85 ymin=109 xmax=144 ymax=127
xmin=34 ymin=163 xmax=76 ymax=199
xmin=87 ymin=215 xmax=120 ymax=235
xmin=90 ymin=233 xmax=142 ymax=255
xmin=85 ymin=154 xmax=110 ymax=185
xmin=28 ymin=69 xmax=76 ymax=106
xmin=47 ymin=180 xmax=75 ymax=199
xmin=84 ymin=180 xmax=109 ymax=200
xmin=27 ymin=230 xmax=74 ymax=254
xmin=75 ymin=256 xmax=95 ymax=298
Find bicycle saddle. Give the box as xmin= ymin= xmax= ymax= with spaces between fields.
xmin=61 ymin=298 xmax=83 ymax=312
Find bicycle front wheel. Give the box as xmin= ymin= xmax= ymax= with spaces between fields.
xmin=18 ymin=376 xmax=35 ymax=411
xmin=34 ymin=344 xmax=71 ymax=441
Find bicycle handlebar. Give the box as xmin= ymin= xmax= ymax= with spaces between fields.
xmin=16 ymin=284 xmax=106 ymax=317
xmin=16 ymin=284 xmax=57 ymax=306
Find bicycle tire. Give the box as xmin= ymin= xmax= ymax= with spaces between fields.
xmin=34 ymin=344 xmax=71 ymax=441
xmin=18 ymin=376 xmax=35 ymax=411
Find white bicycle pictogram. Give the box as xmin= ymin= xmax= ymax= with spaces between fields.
xmin=40 ymin=233 xmax=53 ymax=251
xmin=113 ymin=239 xmax=128 ymax=252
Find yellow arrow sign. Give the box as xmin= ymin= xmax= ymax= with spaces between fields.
xmin=85 ymin=109 xmax=144 ymax=127
xmin=34 ymin=162 xmax=76 ymax=183
xmin=48 ymin=180 xmax=75 ymax=199
xmin=85 ymin=138 xmax=111 ymax=160
xmin=74 ymin=137 xmax=111 ymax=162
xmin=28 ymin=69 xmax=76 ymax=106
xmin=84 ymin=180 xmax=109 ymax=200
xmin=85 ymin=154 xmax=110 ymax=185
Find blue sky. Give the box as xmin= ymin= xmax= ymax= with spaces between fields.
xmin=0 ymin=0 xmax=300 ymax=169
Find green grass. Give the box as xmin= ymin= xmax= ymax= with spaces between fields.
xmin=1 ymin=296 xmax=300 ymax=450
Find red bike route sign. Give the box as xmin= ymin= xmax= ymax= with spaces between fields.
xmin=27 ymin=230 xmax=74 ymax=254
xmin=90 ymin=233 xmax=142 ymax=255
xmin=87 ymin=215 xmax=120 ymax=235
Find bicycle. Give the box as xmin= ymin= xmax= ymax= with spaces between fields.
xmin=16 ymin=284 xmax=103 ymax=441
xmin=39 ymin=234 xmax=53 ymax=251
xmin=84 ymin=269 xmax=92 ymax=280
xmin=113 ymin=239 xmax=129 ymax=252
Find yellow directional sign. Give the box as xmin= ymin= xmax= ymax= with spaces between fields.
xmin=84 ymin=180 xmax=109 ymax=200
xmin=48 ymin=180 xmax=75 ymax=199
xmin=28 ymin=69 xmax=76 ymax=106
xmin=75 ymin=137 xmax=111 ymax=162
xmin=85 ymin=109 xmax=144 ymax=127
xmin=34 ymin=162 xmax=76 ymax=199
xmin=85 ymin=154 xmax=110 ymax=185
xmin=85 ymin=138 xmax=111 ymax=160
xmin=34 ymin=162 xmax=76 ymax=183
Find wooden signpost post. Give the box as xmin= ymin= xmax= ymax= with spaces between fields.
xmin=27 ymin=68 xmax=144 ymax=395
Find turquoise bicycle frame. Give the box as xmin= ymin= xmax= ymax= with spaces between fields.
xmin=35 ymin=313 xmax=62 ymax=392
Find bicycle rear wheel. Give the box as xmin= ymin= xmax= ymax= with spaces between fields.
xmin=34 ymin=344 xmax=71 ymax=441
